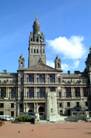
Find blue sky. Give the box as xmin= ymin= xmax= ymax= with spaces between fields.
xmin=0 ymin=0 xmax=91 ymax=72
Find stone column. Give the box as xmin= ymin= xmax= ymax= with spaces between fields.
xmin=18 ymin=87 xmax=21 ymax=100
xmin=55 ymin=74 xmax=57 ymax=84
xmin=62 ymin=88 xmax=66 ymax=99
xmin=34 ymin=87 xmax=37 ymax=99
xmin=80 ymin=87 xmax=85 ymax=108
xmin=16 ymin=103 xmax=20 ymax=116
xmin=71 ymin=87 xmax=75 ymax=98
xmin=45 ymin=74 xmax=48 ymax=84
xmin=24 ymin=88 xmax=28 ymax=100
xmin=34 ymin=73 xmax=37 ymax=83
xmin=62 ymin=102 xmax=66 ymax=115
xmin=25 ymin=103 xmax=29 ymax=112
xmin=24 ymin=103 xmax=27 ymax=112
xmin=6 ymin=87 xmax=9 ymax=99
xmin=80 ymin=87 xmax=83 ymax=98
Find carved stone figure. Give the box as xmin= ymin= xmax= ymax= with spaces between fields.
xmin=18 ymin=55 xmax=25 ymax=69
xmin=55 ymin=56 xmax=61 ymax=70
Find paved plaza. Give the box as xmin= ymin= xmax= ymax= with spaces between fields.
xmin=0 ymin=122 xmax=91 ymax=138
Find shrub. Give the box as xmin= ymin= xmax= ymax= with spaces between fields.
xmin=65 ymin=116 xmax=78 ymax=122
xmin=65 ymin=114 xmax=87 ymax=122
xmin=15 ymin=115 xmax=32 ymax=122
xmin=77 ymin=114 xmax=87 ymax=121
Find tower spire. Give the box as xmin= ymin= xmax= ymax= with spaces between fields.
xmin=33 ymin=17 xmax=40 ymax=34
xmin=28 ymin=18 xmax=46 ymax=67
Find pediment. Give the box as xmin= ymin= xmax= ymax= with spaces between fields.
xmin=27 ymin=62 xmax=57 ymax=72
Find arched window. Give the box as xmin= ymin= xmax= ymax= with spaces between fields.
xmin=65 ymin=87 xmax=71 ymax=97
xmin=58 ymin=77 xmax=61 ymax=83
xmin=34 ymin=49 xmax=36 ymax=53
xmin=43 ymin=49 xmax=45 ymax=53
xmin=0 ymin=88 xmax=6 ymax=98
xmin=36 ymin=38 xmax=39 ymax=42
xmin=11 ymin=88 xmax=16 ymax=98
xmin=37 ymin=49 xmax=39 ymax=53
xmin=59 ymin=92 xmax=61 ymax=98
xmin=75 ymin=87 xmax=80 ymax=97
xmin=27 ymin=88 xmax=34 ymax=98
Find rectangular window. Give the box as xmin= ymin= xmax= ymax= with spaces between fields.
xmin=76 ymin=102 xmax=80 ymax=107
xmin=66 ymin=87 xmax=71 ymax=97
xmin=85 ymin=102 xmax=88 ymax=106
xmin=20 ymin=104 xmax=23 ymax=112
xmin=67 ymin=102 xmax=70 ymax=107
xmin=59 ymin=92 xmax=61 ymax=98
xmin=37 ymin=74 xmax=45 ymax=83
xmin=11 ymin=111 xmax=14 ymax=117
xmin=60 ymin=110 xmax=63 ymax=115
xmin=28 ymin=74 xmax=34 ymax=83
xmin=49 ymin=74 xmax=55 ymax=83
xmin=34 ymin=49 xmax=36 ymax=53
xmin=75 ymin=87 xmax=80 ymax=97
xmin=11 ymin=103 xmax=14 ymax=108
xmin=83 ymin=87 xmax=88 ymax=97
xmin=50 ymin=87 xmax=56 ymax=92
xmin=0 ymin=103 xmax=4 ymax=108
xmin=11 ymin=88 xmax=16 ymax=98
xmin=37 ymin=87 xmax=45 ymax=98
xmin=27 ymin=87 xmax=34 ymax=98
xmin=59 ymin=103 xmax=62 ymax=107
xmin=58 ymin=78 xmax=61 ymax=83
xmin=0 ymin=111 xmax=4 ymax=115
xmin=0 ymin=88 xmax=6 ymax=98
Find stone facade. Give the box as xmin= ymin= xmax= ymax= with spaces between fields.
xmin=0 ymin=19 xmax=91 ymax=120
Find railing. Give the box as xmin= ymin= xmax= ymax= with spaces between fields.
xmin=0 ymin=81 xmax=16 ymax=85
xmin=24 ymin=81 xmax=56 ymax=85
xmin=24 ymin=96 xmax=46 ymax=100
xmin=57 ymin=96 xmax=87 ymax=100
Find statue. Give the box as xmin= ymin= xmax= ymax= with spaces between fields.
xmin=55 ymin=56 xmax=61 ymax=69
xmin=18 ymin=55 xmax=25 ymax=69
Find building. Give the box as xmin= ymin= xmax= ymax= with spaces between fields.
xmin=0 ymin=18 xmax=91 ymax=120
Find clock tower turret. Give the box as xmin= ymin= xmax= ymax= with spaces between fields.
xmin=28 ymin=18 xmax=46 ymax=67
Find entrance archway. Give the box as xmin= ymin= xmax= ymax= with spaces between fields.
xmin=28 ymin=109 xmax=33 ymax=113
xmin=38 ymin=106 xmax=45 ymax=120
xmin=67 ymin=109 xmax=71 ymax=116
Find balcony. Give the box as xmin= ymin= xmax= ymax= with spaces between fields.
xmin=0 ymin=80 xmax=16 ymax=85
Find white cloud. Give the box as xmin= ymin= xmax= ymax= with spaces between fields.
xmin=47 ymin=36 xmax=86 ymax=59
xmin=47 ymin=60 xmax=69 ymax=71
xmin=73 ymin=59 xmax=80 ymax=69
xmin=61 ymin=63 xmax=69 ymax=71
xmin=47 ymin=60 xmax=54 ymax=68
xmin=47 ymin=59 xmax=82 ymax=72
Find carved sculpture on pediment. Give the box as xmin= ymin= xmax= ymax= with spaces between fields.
xmin=18 ymin=55 xmax=25 ymax=69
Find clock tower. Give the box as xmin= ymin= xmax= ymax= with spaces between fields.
xmin=28 ymin=18 xmax=46 ymax=67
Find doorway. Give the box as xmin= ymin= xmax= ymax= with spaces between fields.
xmin=67 ymin=109 xmax=71 ymax=116
xmin=38 ymin=105 xmax=45 ymax=120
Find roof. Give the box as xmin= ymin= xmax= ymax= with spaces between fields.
xmin=18 ymin=61 xmax=61 ymax=72
xmin=27 ymin=62 xmax=58 ymax=72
